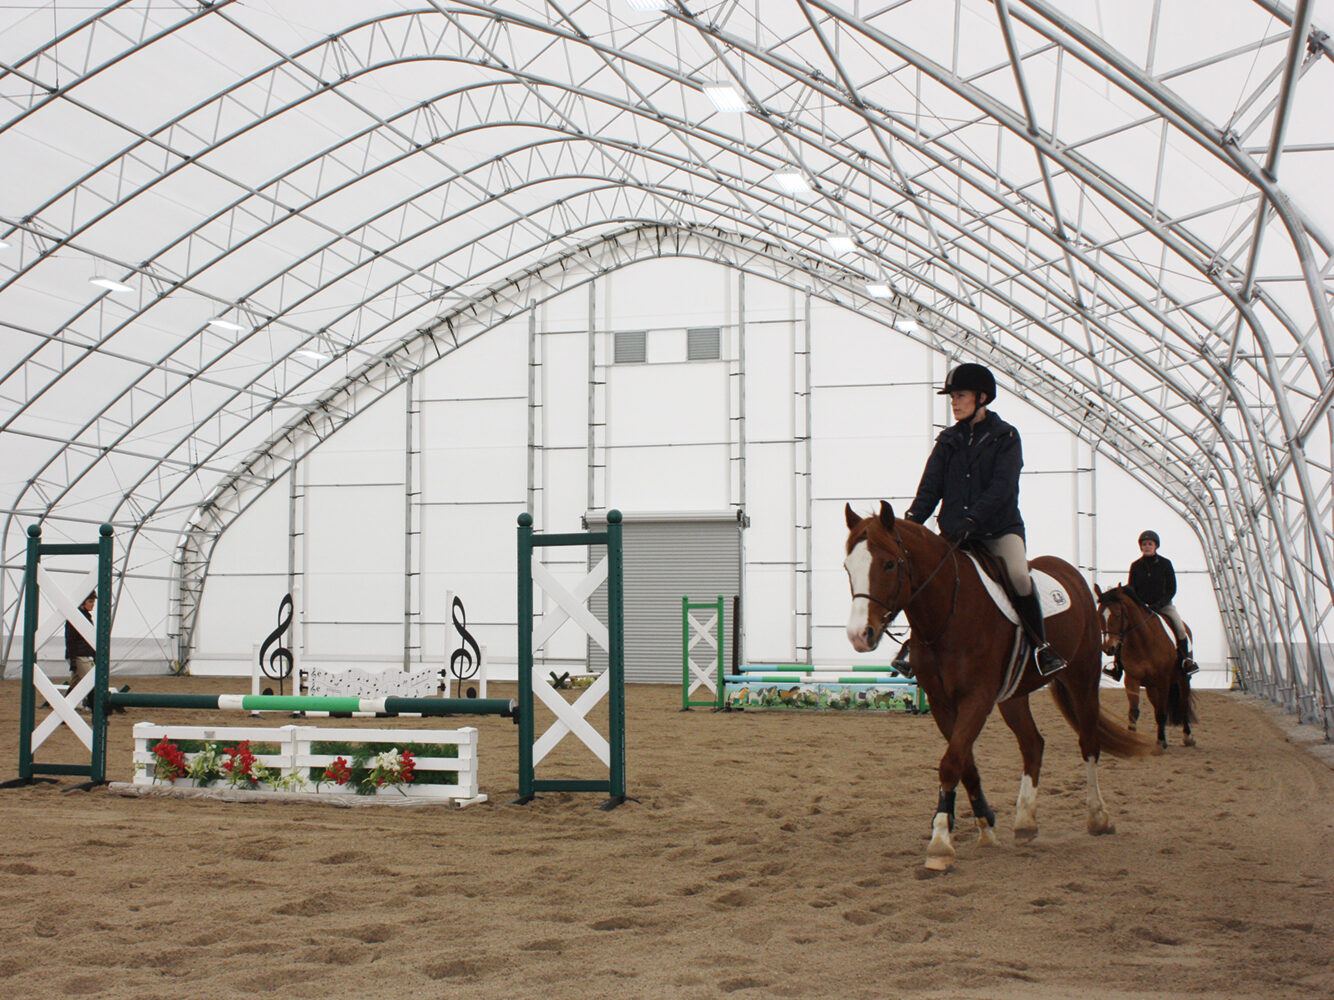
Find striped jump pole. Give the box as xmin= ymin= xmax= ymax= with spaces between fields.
xmin=105 ymin=691 xmax=518 ymax=718
xmin=725 ymin=673 xmax=913 ymax=684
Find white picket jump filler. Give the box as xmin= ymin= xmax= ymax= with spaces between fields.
xmin=685 ymin=606 xmax=720 ymax=700
xmin=29 ymin=564 xmax=99 ymax=754
xmin=529 ymin=556 xmax=611 ymax=768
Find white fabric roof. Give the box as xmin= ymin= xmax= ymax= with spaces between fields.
xmin=2 ymin=1 xmax=1332 ymax=725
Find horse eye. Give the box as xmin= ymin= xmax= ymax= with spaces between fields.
xmin=883 ymin=560 xmax=896 ymax=571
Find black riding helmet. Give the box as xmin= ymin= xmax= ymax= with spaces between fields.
xmin=1138 ymin=529 xmax=1160 ymax=546
xmin=937 ymin=363 xmax=997 ymax=406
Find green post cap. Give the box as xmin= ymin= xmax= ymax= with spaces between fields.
xmin=518 ymin=512 xmax=533 ymax=527
xmin=100 ymin=523 xmax=114 ymax=536
xmin=607 ymin=509 xmax=622 ymax=524
xmin=27 ymin=524 xmax=41 ymax=537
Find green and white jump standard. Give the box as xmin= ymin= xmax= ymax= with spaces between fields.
xmin=516 ymin=510 xmax=627 ymax=810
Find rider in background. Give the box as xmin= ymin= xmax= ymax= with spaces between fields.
xmin=899 ymin=362 xmax=1065 ymax=676
xmin=1114 ymin=530 xmax=1198 ymax=676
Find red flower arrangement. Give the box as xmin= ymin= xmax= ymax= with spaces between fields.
xmin=323 ymin=756 xmax=352 ymax=787
xmin=221 ymin=741 xmax=261 ymax=788
xmin=150 ymin=738 xmax=188 ymax=783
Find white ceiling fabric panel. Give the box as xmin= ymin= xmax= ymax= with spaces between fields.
xmin=0 ymin=0 xmax=1331 ymax=724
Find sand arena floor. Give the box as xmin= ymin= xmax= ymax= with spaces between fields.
xmin=1 ymin=675 xmax=1331 ymax=1000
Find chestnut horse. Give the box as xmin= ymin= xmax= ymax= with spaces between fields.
xmin=844 ymin=502 xmax=1146 ymax=871
xmin=1094 ymin=584 xmax=1196 ymax=750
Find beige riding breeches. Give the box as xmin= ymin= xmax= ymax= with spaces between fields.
xmin=977 ymin=533 xmax=1033 ymax=597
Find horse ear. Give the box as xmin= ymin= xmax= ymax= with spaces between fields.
xmin=878 ymin=500 xmax=895 ymax=530
xmin=1093 ymin=583 xmax=1102 ymax=597
xmin=845 ymin=503 xmax=860 ymax=530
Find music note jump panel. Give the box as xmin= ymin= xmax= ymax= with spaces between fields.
xmin=515 ymin=511 xmax=627 ymax=810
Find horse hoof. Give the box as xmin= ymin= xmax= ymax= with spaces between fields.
xmin=1013 ymin=826 xmax=1038 ymax=845
xmin=1183 ymin=735 xmax=1196 ymax=747
xmin=1087 ymin=813 xmax=1116 ymax=836
xmin=924 ymin=854 xmax=953 ymax=872
xmin=1127 ymin=722 xmax=1137 ymax=732
xmin=1157 ymin=740 xmax=1168 ymax=751
xmin=976 ymin=821 xmax=1000 ymax=848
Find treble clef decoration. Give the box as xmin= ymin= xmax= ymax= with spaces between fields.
xmin=258 ymin=592 xmax=294 ymax=696
xmin=449 ymin=595 xmax=481 ymax=698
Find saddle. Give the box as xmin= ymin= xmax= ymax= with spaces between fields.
xmin=961 ymin=545 xmax=1072 ymax=703
xmin=961 ymin=545 xmax=1071 ymax=626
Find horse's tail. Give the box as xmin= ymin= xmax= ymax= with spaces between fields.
xmin=1166 ymin=669 xmax=1196 ymax=727
xmin=1048 ymin=682 xmax=1151 ymax=759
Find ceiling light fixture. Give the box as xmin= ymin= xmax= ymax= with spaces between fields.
xmin=207 ymin=317 xmax=245 ymax=332
xmin=866 ymin=283 xmax=892 ymax=298
xmin=773 ymin=170 xmax=811 ymax=195
xmin=894 ymin=318 xmax=919 ymax=334
xmin=89 ymin=276 xmax=134 ymax=294
xmin=826 ymin=234 xmax=857 ymax=255
xmin=626 ymin=0 xmax=670 ymax=11
xmin=703 ymin=82 xmax=746 ymax=113
xmin=0 ymin=239 xmax=10 ymax=250
xmin=296 ymin=349 xmax=331 ymax=362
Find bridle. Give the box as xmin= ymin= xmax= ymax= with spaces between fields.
xmin=1098 ymin=593 xmax=1151 ymax=653
xmin=850 ymin=528 xmax=964 ymax=646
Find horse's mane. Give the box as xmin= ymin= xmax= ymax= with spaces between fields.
xmin=845 ymin=508 xmax=940 ymax=554
xmin=1097 ymin=584 xmax=1144 ymax=608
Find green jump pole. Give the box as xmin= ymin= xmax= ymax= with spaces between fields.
xmin=105 ymin=692 xmax=517 ymax=717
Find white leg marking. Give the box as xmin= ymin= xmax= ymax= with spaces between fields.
xmin=844 ymin=542 xmax=876 ymax=651
xmin=1014 ymin=773 xmax=1039 ymax=843
xmin=976 ymin=816 xmax=1000 ymax=848
xmin=1085 ymin=758 xmax=1115 ymax=835
xmin=925 ymin=812 xmax=955 ymax=871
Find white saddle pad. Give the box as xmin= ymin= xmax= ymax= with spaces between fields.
xmin=965 ymin=554 xmax=1072 ymax=626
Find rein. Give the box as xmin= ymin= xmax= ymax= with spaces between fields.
xmin=1100 ymin=595 xmax=1153 ymax=652
xmin=852 ymin=530 xmax=964 ymax=646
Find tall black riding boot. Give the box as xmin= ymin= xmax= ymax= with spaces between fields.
xmin=1016 ymin=592 xmax=1066 ymax=676
xmin=1176 ymin=637 xmax=1199 ymax=675
xmin=891 ymin=639 xmax=913 ymax=679
xmin=1102 ymin=652 xmax=1123 ymax=682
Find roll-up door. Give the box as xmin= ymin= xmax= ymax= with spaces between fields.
xmin=584 ymin=511 xmax=742 ymax=683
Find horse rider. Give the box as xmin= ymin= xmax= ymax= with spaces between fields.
xmin=892 ymin=362 xmax=1066 ymax=677
xmin=1104 ymin=530 xmax=1199 ymax=679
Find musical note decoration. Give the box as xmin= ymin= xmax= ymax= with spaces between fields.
xmin=449 ymin=595 xmax=481 ymax=698
xmin=258 ymin=592 xmax=294 ymax=696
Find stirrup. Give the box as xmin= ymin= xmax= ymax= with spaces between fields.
xmin=1102 ymin=664 xmax=1122 ymax=681
xmin=1035 ymin=643 xmax=1066 ymax=676
xmin=891 ymin=645 xmax=914 ymax=679
xmin=1180 ymin=658 xmax=1199 ymax=676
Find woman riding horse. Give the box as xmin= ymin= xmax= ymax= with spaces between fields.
xmin=844 ymin=502 xmax=1145 ymax=871
xmin=898 ymin=362 xmax=1064 ymax=676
